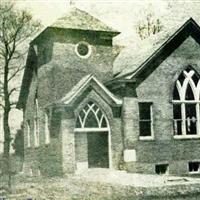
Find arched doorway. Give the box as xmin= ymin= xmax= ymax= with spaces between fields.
xmin=74 ymin=101 xmax=111 ymax=169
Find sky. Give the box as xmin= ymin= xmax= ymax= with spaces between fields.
xmin=14 ymin=0 xmax=200 ymax=46
xmin=15 ymin=0 xmax=169 ymax=45
xmin=15 ymin=0 xmax=167 ymax=26
xmin=15 ymin=0 xmax=70 ymax=26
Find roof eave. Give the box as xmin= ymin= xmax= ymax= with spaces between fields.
xmin=62 ymin=75 xmax=123 ymax=106
xmin=31 ymin=26 xmax=120 ymax=44
xmin=105 ymin=78 xmax=136 ymax=87
xmin=117 ymin=18 xmax=200 ymax=80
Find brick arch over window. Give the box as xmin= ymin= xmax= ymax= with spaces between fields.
xmin=75 ymin=101 xmax=109 ymax=132
xmin=173 ymin=67 xmax=200 ymax=137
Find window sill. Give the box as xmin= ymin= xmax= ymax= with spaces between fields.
xmin=174 ymin=135 xmax=200 ymax=140
xmin=189 ymin=171 xmax=200 ymax=174
xmin=139 ymin=136 xmax=154 ymax=141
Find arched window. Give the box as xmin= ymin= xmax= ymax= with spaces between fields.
xmin=75 ymin=101 xmax=109 ymax=132
xmin=27 ymin=120 xmax=31 ymax=148
xmin=44 ymin=112 xmax=50 ymax=144
xmin=173 ymin=67 xmax=200 ymax=137
xmin=34 ymin=90 xmax=39 ymax=146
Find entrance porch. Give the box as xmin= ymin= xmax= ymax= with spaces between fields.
xmin=74 ymin=101 xmax=112 ymax=171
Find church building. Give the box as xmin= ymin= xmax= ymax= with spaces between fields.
xmin=17 ymin=7 xmax=200 ymax=176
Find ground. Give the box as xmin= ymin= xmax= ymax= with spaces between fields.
xmin=1 ymin=169 xmax=200 ymax=199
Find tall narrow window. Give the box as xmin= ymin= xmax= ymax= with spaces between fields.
xmin=139 ymin=102 xmax=153 ymax=139
xmin=34 ymin=90 xmax=39 ymax=147
xmin=27 ymin=120 xmax=31 ymax=148
xmin=45 ymin=112 xmax=50 ymax=144
xmin=34 ymin=119 xmax=39 ymax=147
xmin=173 ymin=67 xmax=200 ymax=138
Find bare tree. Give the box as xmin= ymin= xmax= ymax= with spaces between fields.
xmin=136 ymin=5 xmax=163 ymax=40
xmin=0 ymin=2 xmax=40 ymax=190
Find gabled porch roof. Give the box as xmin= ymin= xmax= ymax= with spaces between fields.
xmin=46 ymin=74 xmax=122 ymax=108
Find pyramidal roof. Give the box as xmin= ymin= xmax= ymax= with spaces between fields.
xmin=51 ymin=6 xmax=118 ymax=33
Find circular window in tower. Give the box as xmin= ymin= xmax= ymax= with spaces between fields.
xmin=75 ymin=42 xmax=91 ymax=58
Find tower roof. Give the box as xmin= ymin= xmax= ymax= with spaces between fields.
xmin=51 ymin=6 xmax=118 ymax=33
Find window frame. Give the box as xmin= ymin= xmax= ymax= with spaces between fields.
xmin=173 ymin=68 xmax=200 ymax=139
xmin=34 ymin=117 xmax=39 ymax=147
xmin=74 ymin=101 xmax=112 ymax=169
xmin=155 ymin=163 xmax=169 ymax=175
xmin=44 ymin=112 xmax=50 ymax=145
xmin=75 ymin=101 xmax=109 ymax=132
xmin=188 ymin=161 xmax=200 ymax=174
xmin=75 ymin=41 xmax=92 ymax=59
xmin=26 ymin=120 xmax=31 ymax=148
xmin=34 ymin=91 xmax=40 ymax=147
xmin=138 ymin=102 xmax=154 ymax=140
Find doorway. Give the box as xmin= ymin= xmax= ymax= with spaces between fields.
xmin=74 ymin=101 xmax=111 ymax=170
xmin=87 ymin=132 xmax=109 ymax=168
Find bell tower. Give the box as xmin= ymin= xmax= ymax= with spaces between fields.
xmin=30 ymin=6 xmax=120 ymax=104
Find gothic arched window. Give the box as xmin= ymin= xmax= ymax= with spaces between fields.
xmin=75 ymin=101 xmax=109 ymax=132
xmin=34 ymin=89 xmax=39 ymax=146
xmin=44 ymin=112 xmax=50 ymax=144
xmin=26 ymin=120 xmax=31 ymax=148
xmin=173 ymin=67 xmax=200 ymax=137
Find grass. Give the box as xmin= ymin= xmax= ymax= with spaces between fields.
xmin=1 ymin=172 xmax=200 ymax=200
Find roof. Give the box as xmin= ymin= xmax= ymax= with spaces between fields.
xmin=51 ymin=6 xmax=118 ymax=33
xmin=57 ymin=74 xmax=122 ymax=106
xmin=31 ymin=6 xmax=120 ymax=45
xmin=113 ymin=18 xmax=200 ymax=81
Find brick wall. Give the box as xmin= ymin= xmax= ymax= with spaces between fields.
xmin=36 ymin=29 xmax=120 ymax=108
xmin=124 ymin=36 xmax=200 ymax=175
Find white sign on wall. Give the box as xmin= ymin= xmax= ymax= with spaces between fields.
xmin=124 ymin=149 xmax=137 ymax=162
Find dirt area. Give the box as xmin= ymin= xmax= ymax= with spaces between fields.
xmin=74 ymin=168 xmax=199 ymax=187
xmin=1 ymin=169 xmax=200 ymax=199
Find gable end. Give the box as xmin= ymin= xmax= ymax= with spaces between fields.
xmin=108 ymin=18 xmax=200 ymax=90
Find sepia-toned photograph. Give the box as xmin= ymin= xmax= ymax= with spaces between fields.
xmin=1 ymin=0 xmax=200 ymax=199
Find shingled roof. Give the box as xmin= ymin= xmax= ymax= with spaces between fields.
xmin=112 ymin=18 xmax=200 ymax=82
xmin=51 ymin=6 xmax=118 ymax=33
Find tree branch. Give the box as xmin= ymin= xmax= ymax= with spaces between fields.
xmin=0 ymin=103 xmax=5 ymax=109
xmin=8 ymin=88 xmax=16 ymax=97
xmin=8 ymin=66 xmax=24 ymax=82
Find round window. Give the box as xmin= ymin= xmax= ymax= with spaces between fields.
xmin=75 ymin=42 xmax=91 ymax=58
